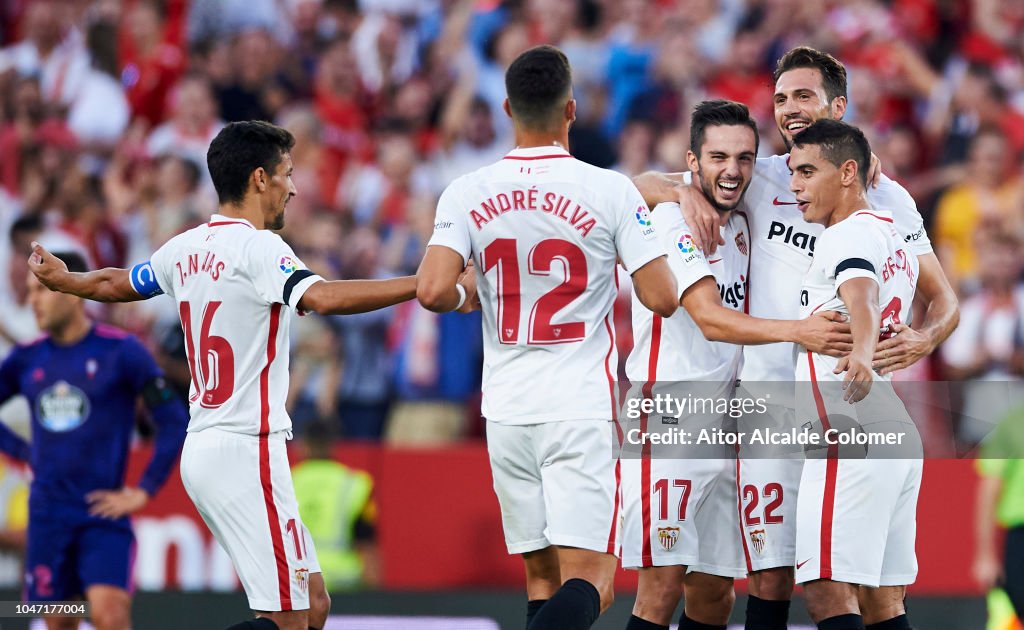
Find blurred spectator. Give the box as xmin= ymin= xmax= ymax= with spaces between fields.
xmin=433 ymin=95 xmax=505 ymax=193
xmin=612 ymin=119 xmax=657 ymax=177
xmin=146 ymin=73 xmax=225 ymax=182
xmin=287 ymin=315 xmax=342 ymax=436
xmin=119 ymin=0 xmax=186 ymax=126
xmin=292 ymin=421 xmax=379 ymax=590
xmin=216 ymin=28 xmax=281 ymax=122
xmin=934 ymin=127 xmax=1024 ymax=291
xmin=386 ymin=305 xmax=482 ymax=445
xmin=941 ymin=230 xmax=1024 ymax=443
xmin=65 ymin=20 xmax=130 ymax=153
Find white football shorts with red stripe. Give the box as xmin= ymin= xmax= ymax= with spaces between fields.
xmin=181 ymin=428 xmax=320 ymax=611
xmin=486 ymin=419 xmax=619 ymax=555
xmin=619 ymin=450 xmax=745 ymax=577
xmin=795 ymin=456 xmax=921 ymax=587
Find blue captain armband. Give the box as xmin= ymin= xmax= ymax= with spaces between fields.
xmin=129 ymin=261 xmax=164 ymax=298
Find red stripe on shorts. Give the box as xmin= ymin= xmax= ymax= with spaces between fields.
xmin=259 ymin=304 xmax=292 ymax=610
xmin=640 ymin=316 xmax=662 ymax=566
xmin=735 ymin=459 xmax=753 ymax=572
xmin=808 ymin=350 xmax=838 ymax=580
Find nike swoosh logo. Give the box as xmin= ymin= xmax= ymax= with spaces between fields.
xmin=773 ymin=197 xmax=798 ymax=206
xmin=708 ymin=258 xmax=723 ymax=264
xmin=796 ymin=558 xmax=811 ymax=569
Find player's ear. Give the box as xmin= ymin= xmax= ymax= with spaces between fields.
xmin=502 ymin=98 xmax=512 ymax=119
xmin=686 ymin=150 xmax=699 ymax=174
xmin=830 ymin=95 xmax=847 ymax=120
xmin=840 ymin=158 xmax=858 ymax=187
xmin=565 ymin=98 xmax=576 ymax=125
xmin=254 ymin=167 xmax=267 ymax=193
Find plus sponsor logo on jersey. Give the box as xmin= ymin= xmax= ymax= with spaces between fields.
xmin=718 ymin=274 xmax=746 ymax=309
xmin=36 ymin=380 xmax=90 ymax=432
xmin=658 ymin=526 xmax=680 ymax=551
xmin=279 ymin=255 xmax=298 ymax=275
xmin=749 ymin=528 xmax=766 ymax=555
xmin=467 ymin=188 xmax=598 ymax=237
xmin=767 ymin=221 xmax=816 ymax=257
xmin=677 ymin=233 xmax=702 ymax=266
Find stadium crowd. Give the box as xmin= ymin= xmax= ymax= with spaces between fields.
xmin=0 ymin=0 xmax=1021 ymax=446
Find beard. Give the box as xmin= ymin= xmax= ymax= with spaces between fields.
xmin=268 ymin=208 xmax=285 ymax=230
xmin=697 ymin=166 xmax=747 ymax=212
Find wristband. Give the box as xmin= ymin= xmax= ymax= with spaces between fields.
xmin=454 ymin=283 xmax=467 ymax=310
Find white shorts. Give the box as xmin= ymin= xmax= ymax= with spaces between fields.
xmin=737 ymin=403 xmax=804 ymax=572
xmin=620 ymin=452 xmax=746 ymax=578
xmin=180 ymin=428 xmax=320 ymax=611
xmin=795 ymin=456 xmax=921 ymax=587
xmin=486 ymin=419 xmax=618 ymax=555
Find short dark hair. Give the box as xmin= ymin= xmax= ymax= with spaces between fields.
xmin=505 ymin=45 xmax=572 ymax=130
xmin=793 ymin=119 xmax=871 ymax=188
xmin=51 ymin=251 xmax=89 ymax=274
xmin=206 ymin=121 xmax=295 ymax=205
xmin=773 ymin=46 xmax=847 ymax=103
xmin=690 ymin=100 xmax=759 ymax=156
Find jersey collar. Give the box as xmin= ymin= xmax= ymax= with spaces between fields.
xmin=208 ymin=214 xmax=256 ymax=229
xmin=503 ymin=145 xmax=572 ymax=161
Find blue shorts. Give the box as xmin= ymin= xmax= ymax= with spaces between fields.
xmin=25 ymin=512 xmax=134 ymax=600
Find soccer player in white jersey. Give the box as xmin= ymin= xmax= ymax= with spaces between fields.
xmin=788 ymin=119 xmax=922 ymax=630
xmin=632 ymin=47 xmax=958 ymax=630
xmin=27 ymin=121 xmax=420 ymax=630
xmin=622 ymin=100 xmax=855 ymax=630
xmin=417 ymin=46 xmax=679 ymax=630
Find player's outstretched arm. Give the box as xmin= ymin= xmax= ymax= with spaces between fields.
xmin=299 ymin=275 xmax=418 ymax=316
xmin=681 ymin=277 xmax=852 ymax=350
xmin=834 ymin=278 xmax=880 ymax=402
xmin=873 ymin=252 xmax=959 ymax=375
xmin=631 ymin=256 xmax=679 ymax=319
xmin=416 ymin=245 xmax=478 ymax=314
xmin=28 ymin=242 xmax=144 ymax=302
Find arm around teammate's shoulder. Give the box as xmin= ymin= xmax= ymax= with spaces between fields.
xmin=630 ymin=256 xmax=678 ymax=318
xmin=27 ymin=242 xmax=144 ymax=302
xmin=298 ymin=275 xmax=418 ymax=316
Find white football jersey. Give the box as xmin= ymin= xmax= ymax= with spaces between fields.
xmin=428 ymin=145 xmax=665 ymax=425
xmin=626 ymin=203 xmax=750 ymax=383
xmin=737 ymin=154 xmax=931 ymax=381
xmin=146 ymin=214 xmax=323 ymax=434
xmin=795 ymin=209 xmax=919 ymax=383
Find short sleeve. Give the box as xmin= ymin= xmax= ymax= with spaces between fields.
xmin=248 ymin=233 xmax=324 ymax=311
xmin=650 ymin=202 xmax=712 ymax=297
xmin=819 ymin=221 xmax=885 ymax=288
xmin=117 ymin=335 xmax=164 ymax=393
xmin=146 ymin=241 xmax=177 ymax=298
xmin=615 ymin=177 xmax=665 ymax=273
xmin=871 ymin=175 xmax=932 ymax=256
xmin=426 ymin=181 xmax=472 ymax=265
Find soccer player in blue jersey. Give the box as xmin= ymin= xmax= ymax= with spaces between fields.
xmin=0 ymin=251 xmax=188 ymax=630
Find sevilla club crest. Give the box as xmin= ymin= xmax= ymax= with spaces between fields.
xmin=658 ymin=526 xmax=680 ymax=551
xmin=735 ymin=231 xmax=748 ymax=256
xmin=749 ymin=528 xmax=766 ymax=555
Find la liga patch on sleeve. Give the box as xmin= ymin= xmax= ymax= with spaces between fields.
xmin=278 ymin=255 xmax=299 ymax=275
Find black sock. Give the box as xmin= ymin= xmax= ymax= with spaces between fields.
xmin=866 ymin=614 xmax=911 ymax=630
xmin=625 ymin=614 xmax=669 ymax=629
xmin=225 ymin=619 xmax=279 ymax=630
xmin=526 ymin=599 xmax=548 ymax=628
xmin=817 ymin=614 xmax=865 ymax=630
xmin=745 ymin=595 xmax=791 ymax=630
xmin=678 ymin=612 xmax=726 ymax=630
xmin=527 ymin=578 xmax=600 ymax=629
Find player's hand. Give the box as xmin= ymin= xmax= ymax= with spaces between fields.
xmin=833 ymin=354 xmax=873 ymax=403
xmin=456 ymin=261 xmax=479 ymax=313
xmin=795 ymin=311 xmax=852 ymax=357
xmin=873 ymin=324 xmax=931 ymax=375
xmin=868 ymin=152 xmax=882 ymax=188
xmin=27 ymin=241 xmax=69 ymax=291
xmin=677 ymin=174 xmax=725 ymax=255
xmin=972 ymin=552 xmax=1002 ymax=590
xmin=86 ymin=486 xmax=149 ymax=519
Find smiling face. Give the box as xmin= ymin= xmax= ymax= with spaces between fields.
xmin=262 ymin=152 xmax=295 ymax=230
xmin=687 ymin=124 xmax=757 ymax=212
xmin=773 ymin=67 xmax=846 ymax=150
